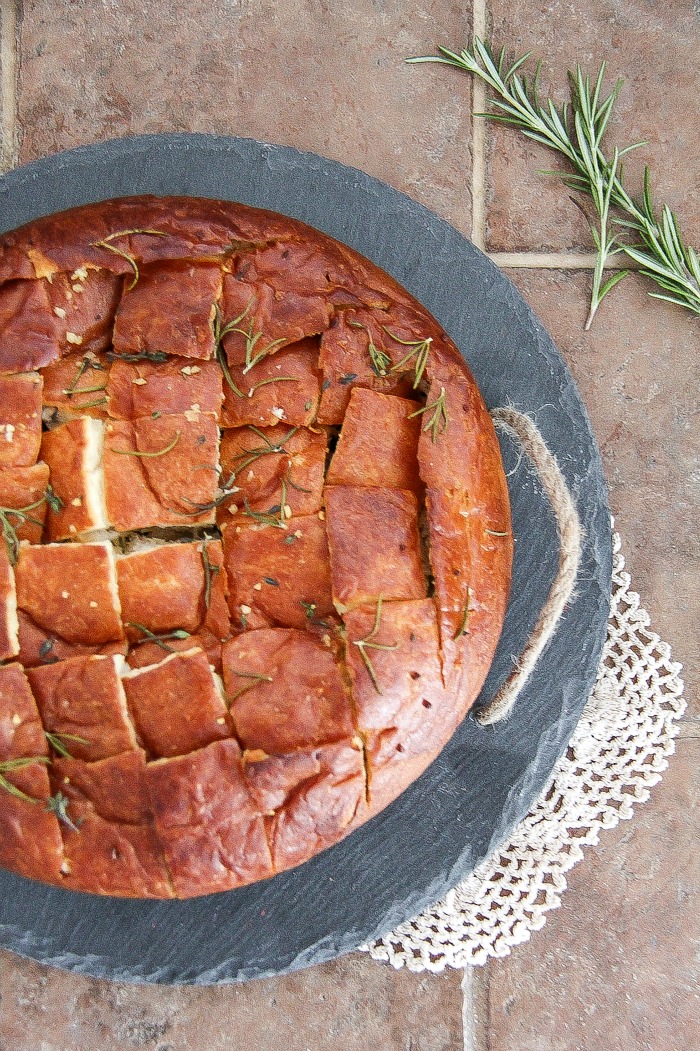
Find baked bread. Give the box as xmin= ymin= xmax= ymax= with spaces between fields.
xmin=0 ymin=196 xmax=512 ymax=898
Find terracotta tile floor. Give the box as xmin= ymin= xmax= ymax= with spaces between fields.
xmin=0 ymin=2 xmax=698 ymax=1048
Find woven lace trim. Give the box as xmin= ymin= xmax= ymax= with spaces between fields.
xmin=361 ymin=532 xmax=686 ymax=971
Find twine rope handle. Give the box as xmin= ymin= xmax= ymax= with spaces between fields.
xmin=476 ymin=407 xmax=583 ymax=726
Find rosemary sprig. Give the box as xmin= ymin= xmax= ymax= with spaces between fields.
xmin=242 ymin=480 xmax=289 ymax=529
xmin=0 ymin=756 xmax=51 ymax=803
xmin=92 ymin=229 xmax=167 ymax=290
xmin=64 ymin=355 xmax=106 ymax=398
xmin=226 ymin=670 xmax=274 ymax=704
xmin=409 ymin=38 xmax=700 ymax=322
xmin=246 ymin=376 xmax=299 ymax=395
xmin=300 ymin=600 xmax=331 ymax=629
xmin=126 ymin=622 xmax=191 ymax=653
xmin=108 ymin=431 xmax=181 ymax=458
xmin=213 ymin=302 xmax=248 ymax=398
xmin=352 ymin=596 xmax=399 ymax=694
xmin=200 ymin=541 xmax=220 ymax=610
xmin=0 ymin=496 xmax=47 ymax=564
xmin=613 ymin=169 xmax=700 ymax=315
xmin=45 ymin=731 xmax=91 ymax=759
xmin=107 ymin=350 xmax=169 ymax=364
xmin=213 ymin=299 xmax=286 ymax=375
xmin=347 ymin=320 xmax=391 ymax=377
xmin=45 ymin=790 xmax=81 ymax=832
xmin=408 ymin=386 xmax=448 ymax=442
xmin=382 ymin=329 xmax=433 ymax=387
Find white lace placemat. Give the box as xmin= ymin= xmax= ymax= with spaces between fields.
xmin=361 ymin=531 xmax=686 ymax=970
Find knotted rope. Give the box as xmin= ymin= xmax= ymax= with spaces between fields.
xmin=476 ymin=407 xmax=583 ymax=726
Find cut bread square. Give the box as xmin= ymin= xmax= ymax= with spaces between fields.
xmin=45 ymin=268 xmax=122 ymax=354
xmin=0 ymin=279 xmax=67 ymax=373
xmin=0 ymin=372 xmax=43 ymax=468
xmin=222 ymin=514 xmax=335 ymax=632
xmin=15 ymin=610 xmax=128 ymax=669
xmin=14 ymin=541 xmax=124 ymax=646
xmin=222 ymin=628 xmax=355 ymax=753
xmin=0 ymin=662 xmax=48 ymax=760
xmin=112 ymin=262 xmax=222 ymax=361
xmin=40 ymin=417 xmax=109 ymax=540
xmin=317 ymin=309 xmax=417 ymax=424
xmin=243 ymin=739 xmax=366 ymax=872
xmin=40 ymin=351 xmax=111 ymax=420
xmin=117 ymin=539 xmax=229 ymax=644
xmin=326 ymin=388 xmax=423 ymax=493
xmin=27 ymin=654 xmax=139 ymax=762
xmin=103 ymin=413 xmax=220 ymax=531
xmin=325 ymin=486 xmax=427 ymax=611
xmin=121 ymin=647 xmax=232 ymax=758
xmin=343 ymin=598 xmax=452 ymax=784
xmin=144 ymin=738 xmax=273 ymax=897
xmin=50 ymin=751 xmax=174 ymax=898
xmin=220 ymin=272 xmax=331 ymax=362
xmin=0 ymin=757 xmax=65 ymax=884
xmin=0 ymin=545 xmax=19 ymax=661
xmin=107 ymin=357 xmax=223 ymax=422
xmin=0 ymin=463 xmax=50 ymax=551
xmin=217 ymin=424 xmax=327 ymax=521
xmin=220 ymin=337 xmax=322 ymax=428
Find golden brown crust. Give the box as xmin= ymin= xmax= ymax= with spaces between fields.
xmin=0 ymin=195 xmax=512 ymax=899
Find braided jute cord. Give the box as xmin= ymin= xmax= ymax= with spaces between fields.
xmin=477 ymin=408 xmax=583 ymax=726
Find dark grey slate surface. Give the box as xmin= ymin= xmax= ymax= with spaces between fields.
xmin=0 ymin=134 xmax=612 ymax=984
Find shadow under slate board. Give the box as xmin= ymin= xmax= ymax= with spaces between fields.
xmin=0 ymin=134 xmax=612 ymax=984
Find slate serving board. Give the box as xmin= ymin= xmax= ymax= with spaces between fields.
xmin=0 ymin=134 xmax=612 ymax=984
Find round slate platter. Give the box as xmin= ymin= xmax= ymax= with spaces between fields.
xmin=0 ymin=134 xmax=612 ymax=984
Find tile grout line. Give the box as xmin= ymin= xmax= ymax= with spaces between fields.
xmin=465 ymin=0 xmax=489 ymax=1041
xmin=0 ymin=0 xmax=18 ymax=173
xmin=470 ymin=0 xmax=488 ymax=251
xmin=461 ymin=966 xmax=476 ymax=1051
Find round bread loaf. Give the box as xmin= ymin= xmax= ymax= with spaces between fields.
xmin=0 ymin=196 xmax=512 ymax=898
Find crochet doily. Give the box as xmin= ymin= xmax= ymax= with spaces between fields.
xmin=361 ymin=532 xmax=686 ymax=970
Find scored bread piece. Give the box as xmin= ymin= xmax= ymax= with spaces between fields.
xmin=222 ymin=629 xmax=355 ymax=753
xmin=41 ymin=267 xmax=121 ymax=353
xmin=0 ymin=662 xmax=65 ymax=883
xmin=217 ymin=424 xmax=327 ymax=521
xmin=416 ymin=355 xmax=513 ymax=692
xmin=243 ymin=739 xmax=367 ymax=873
xmin=222 ymin=514 xmax=335 ymax=632
xmin=0 ymin=372 xmax=43 ymax=467
xmin=220 ymin=270 xmax=331 ymax=366
xmin=117 ymin=538 xmax=229 ymax=645
xmin=326 ymin=388 xmax=422 ymax=493
xmin=144 ymin=738 xmax=273 ymax=898
xmin=40 ymin=351 xmax=111 ymax=420
xmin=50 ymin=750 xmax=174 ymax=898
xmin=0 ymin=463 xmax=50 ymax=550
xmin=106 ymin=357 xmax=223 ymax=422
xmin=103 ymin=412 xmax=220 ymax=531
xmin=0 ymin=270 xmax=122 ymax=374
xmin=40 ymin=417 xmax=109 ymax=540
xmin=220 ymin=337 xmax=323 ymax=429
xmin=14 ymin=541 xmax=124 ymax=647
xmin=325 ymin=486 xmax=427 ymax=612
xmin=343 ymin=598 xmax=459 ymax=814
xmin=0 ymin=661 xmax=48 ymax=759
xmin=112 ymin=261 xmax=222 ymax=361
xmin=0 ymin=545 xmax=19 ymax=660
xmin=121 ymin=647 xmax=232 ymax=758
xmin=316 ymin=309 xmax=419 ymax=425
xmin=27 ymin=654 xmax=139 ymax=762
